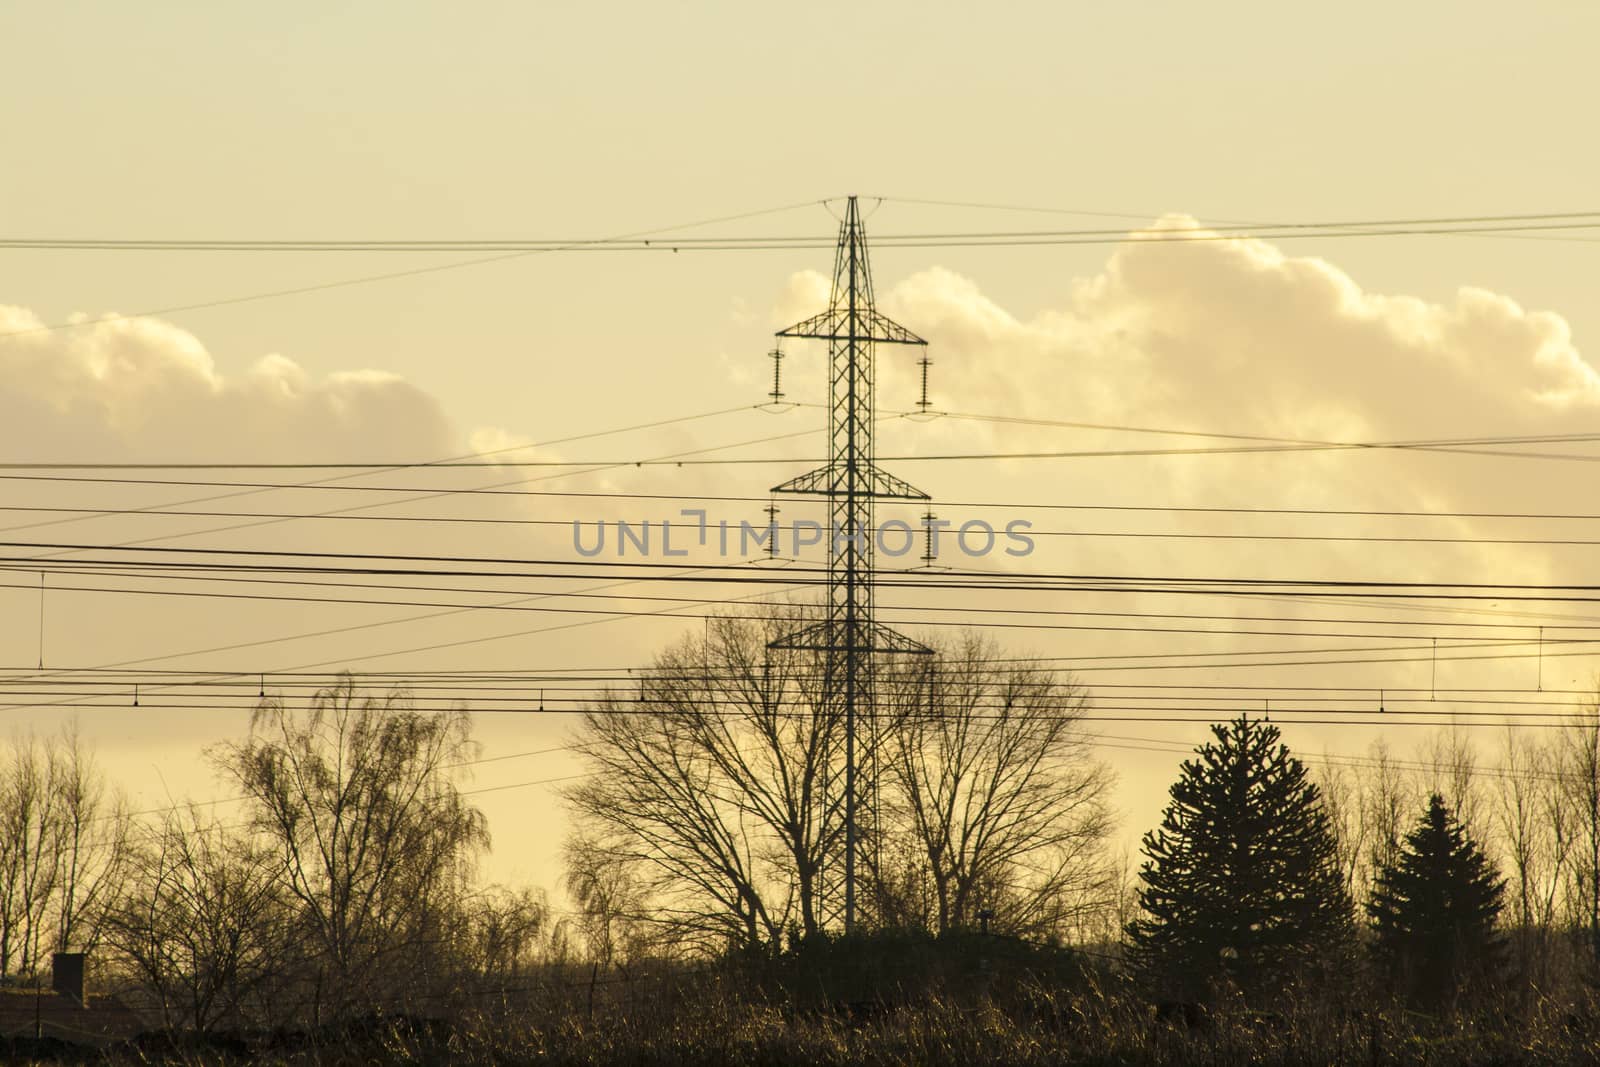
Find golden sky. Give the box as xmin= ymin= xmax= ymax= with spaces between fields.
xmin=3 ymin=1 xmax=1599 ymax=891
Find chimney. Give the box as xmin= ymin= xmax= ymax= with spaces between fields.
xmin=51 ymin=952 xmax=87 ymax=1007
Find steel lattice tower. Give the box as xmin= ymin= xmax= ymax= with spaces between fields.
xmin=768 ymin=196 xmax=932 ymax=933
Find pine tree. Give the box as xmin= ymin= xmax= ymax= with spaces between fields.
xmin=1367 ymin=793 xmax=1505 ymax=1008
xmin=1128 ymin=715 xmax=1352 ymax=1003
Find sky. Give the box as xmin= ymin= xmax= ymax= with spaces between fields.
xmin=3 ymin=1 xmax=1600 ymax=893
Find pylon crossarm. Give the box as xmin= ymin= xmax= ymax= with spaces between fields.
xmin=864 ymin=621 xmax=934 ymax=656
xmin=772 ymin=462 xmax=929 ymax=501
xmin=860 ymin=465 xmax=930 ymax=502
xmin=776 ymin=307 xmax=927 ymax=346
xmin=768 ymin=620 xmax=931 ymax=656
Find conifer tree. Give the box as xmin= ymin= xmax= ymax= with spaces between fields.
xmin=1367 ymin=793 xmax=1505 ymax=1008
xmin=1128 ymin=715 xmax=1352 ymax=1002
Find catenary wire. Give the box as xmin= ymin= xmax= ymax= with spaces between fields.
xmin=7 ymin=214 xmax=1600 ymax=251
xmin=0 ymin=198 xmax=828 ymax=339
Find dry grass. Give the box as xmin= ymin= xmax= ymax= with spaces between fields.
xmin=16 ymin=983 xmax=1590 ymax=1066
xmin=12 ymin=939 xmax=1600 ymax=1066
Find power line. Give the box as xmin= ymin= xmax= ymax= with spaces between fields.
xmin=0 ymin=556 xmax=815 ymax=715
xmin=89 ymin=692 xmax=1597 ymax=829
xmin=875 ymin=196 xmax=1600 ymax=229
xmin=0 ymin=403 xmax=756 ymax=545
xmin=14 ymin=482 xmax=1600 ymax=527
xmin=18 ymin=689 xmax=1600 ymax=731
xmin=18 ymin=560 xmax=1600 ymax=604
xmin=12 ymin=678 xmax=1595 ymax=717
xmin=2 ymin=668 xmax=1592 ymax=697
xmin=0 ymin=198 xmax=827 ymax=339
xmin=4 ymin=422 xmax=821 ymax=557
xmin=7 ymin=660 xmax=1594 ymax=696
xmin=9 ymin=430 xmax=1600 ymax=469
xmin=17 ymin=565 xmax=1600 ymax=634
xmin=17 ymin=541 xmax=1600 ymax=597
xmin=933 ymin=408 xmax=1600 ymax=459
xmin=12 ymin=194 xmax=1600 ymax=783
xmin=4 ymin=200 xmax=1596 ymax=348
xmin=7 ymin=212 xmax=1600 ymax=251
xmin=18 ymin=501 xmax=1600 ymax=550
xmin=13 ymin=573 xmax=1600 ymax=657
xmin=875 ymin=194 xmax=1600 ymax=250
xmin=0 ymin=414 xmax=826 ymax=710
xmin=25 ymin=399 xmax=1598 ymax=476
xmin=0 ymin=407 xmax=836 ymax=706
xmin=22 ymin=556 xmax=1600 ymax=623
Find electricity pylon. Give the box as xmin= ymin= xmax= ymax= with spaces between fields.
xmin=768 ymin=196 xmax=932 ymax=934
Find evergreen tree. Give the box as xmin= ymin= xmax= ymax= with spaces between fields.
xmin=1367 ymin=792 xmax=1505 ymax=1008
xmin=1128 ymin=715 xmax=1352 ymax=1003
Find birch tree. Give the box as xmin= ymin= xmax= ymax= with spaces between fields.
xmin=103 ymin=807 xmax=285 ymax=1032
xmin=211 ymin=676 xmax=488 ymax=1016
xmin=0 ymin=727 xmax=128 ymax=979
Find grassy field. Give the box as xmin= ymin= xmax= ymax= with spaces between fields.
xmin=9 ymin=993 xmax=1597 ymax=1066
xmin=8 ymin=935 xmax=1600 ymax=1064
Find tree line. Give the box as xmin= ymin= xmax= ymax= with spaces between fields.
xmin=7 ymin=614 xmax=1600 ymax=1036
xmin=0 ymin=679 xmax=559 ymax=1034
xmin=563 ymin=612 xmax=1600 ymax=1019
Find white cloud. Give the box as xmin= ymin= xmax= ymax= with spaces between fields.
xmin=838 ymin=219 xmax=1600 ymax=640
xmin=882 ymin=217 xmax=1596 ymax=444
xmin=0 ymin=306 xmax=465 ymax=464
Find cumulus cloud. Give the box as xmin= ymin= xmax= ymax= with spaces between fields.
xmin=815 ymin=216 xmax=1600 ymax=682
xmin=0 ymin=306 xmax=466 ymax=463
xmin=869 ymin=218 xmax=1596 ymax=537
xmin=884 ymin=216 xmax=1596 ymax=444
xmin=759 ymin=220 xmax=1600 ymax=553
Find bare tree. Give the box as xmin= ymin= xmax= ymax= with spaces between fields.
xmin=0 ymin=733 xmax=59 ymax=979
xmin=463 ymin=885 xmax=559 ymax=982
xmin=1359 ymin=737 xmax=1416 ymax=905
xmin=566 ymin=614 xmax=1115 ymax=948
xmin=49 ymin=723 xmax=130 ymax=959
xmin=566 ymin=609 xmax=838 ymax=950
xmin=1536 ymin=742 xmax=1576 ymax=952
xmin=1558 ymin=692 xmax=1600 ymax=971
xmin=1314 ymin=753 xmax=1367 ymax=910
xmin=563 ymin=834 xmax=656 ymax=967
xmin=1492 ymin=725 xmax=1572 ymax=990
xmin=0 ymin=726 xmax=128 ymax=980
xmin=211 ymin=676 xmax=488 ymax=1017
xmin=875 ymin=634 xmax=1115 ymax=939
xmin=103 ymin=807 xmax=285 ymax=1033
xmin=1424 ymin=722 xmax=1484 ymax=835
